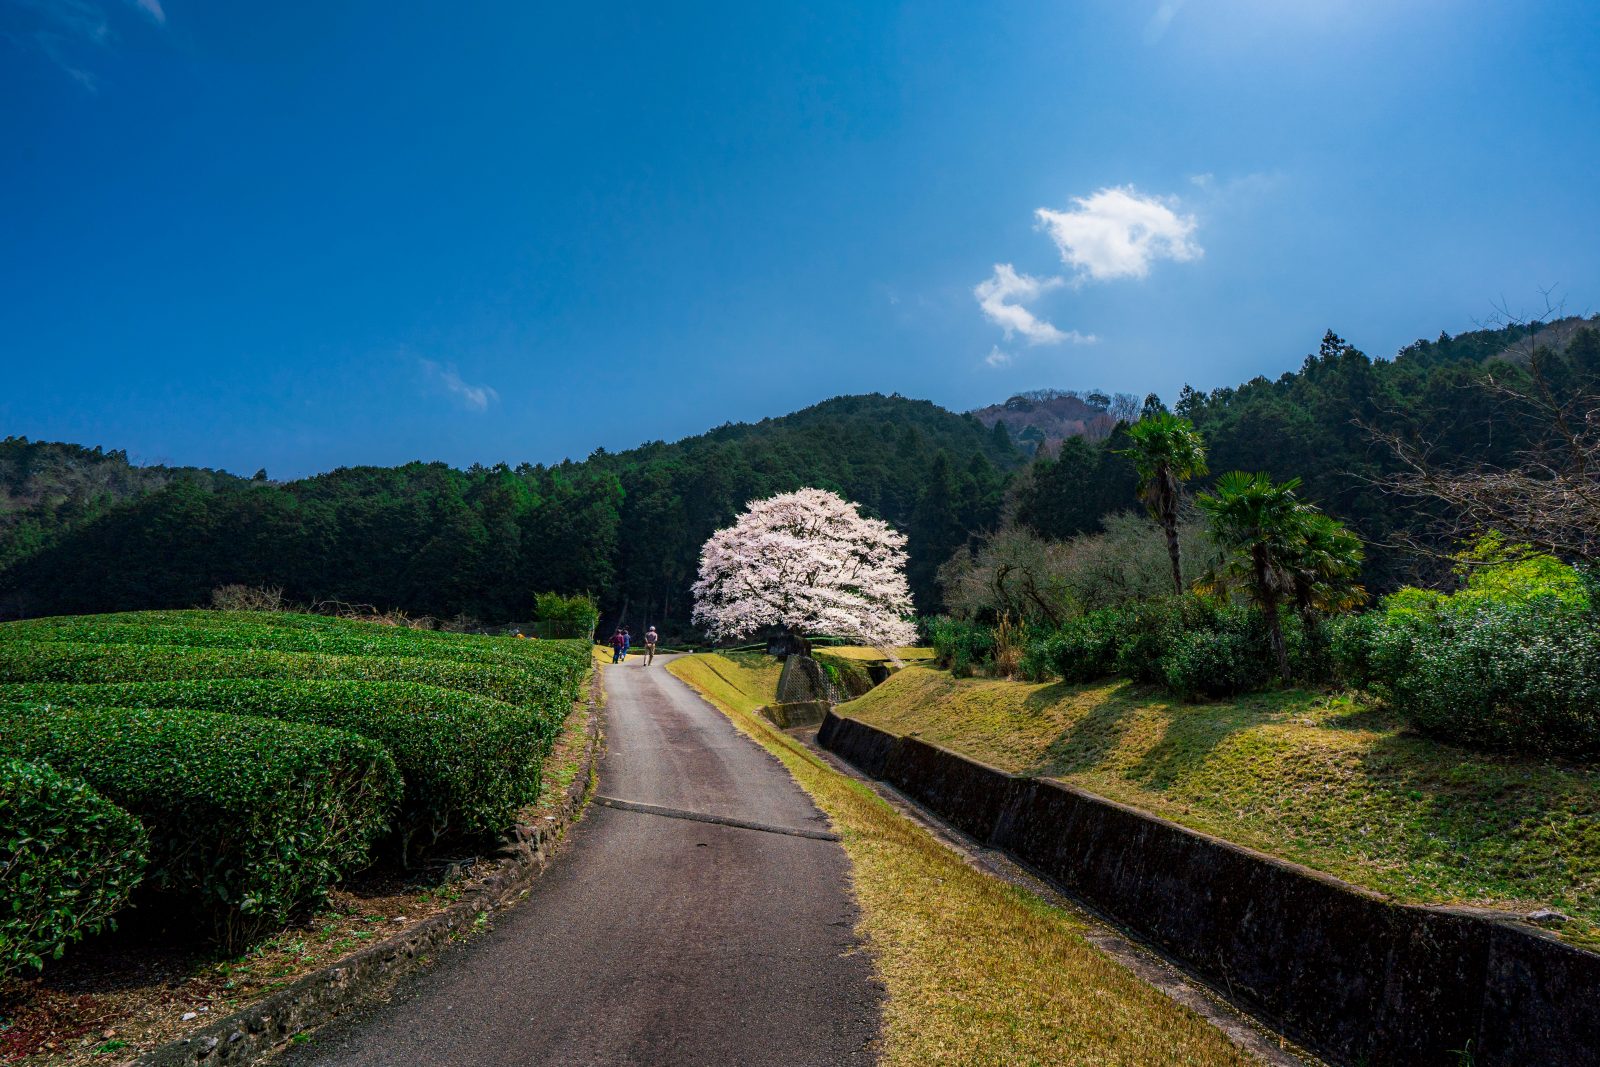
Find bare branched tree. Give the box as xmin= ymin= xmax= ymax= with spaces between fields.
xmin=1368 ymin=291 xmax=1600 ymax=563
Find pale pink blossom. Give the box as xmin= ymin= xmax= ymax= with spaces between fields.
xmin=692 ymin=488 xmax=917 ymax=648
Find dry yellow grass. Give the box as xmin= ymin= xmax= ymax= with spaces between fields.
xmin=819 ymin=645 xmax=936 ymax=662
xmin=667 ymin=653 xmax=1253 ymax=1067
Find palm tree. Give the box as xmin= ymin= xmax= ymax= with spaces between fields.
xmin=1196 ymin=471 xmax=1307 ymax=682
xmin=1121 ymin=412 xmax=1209 ymax=595
xmin=1282 ymin=512 xmax=1366 ymax=620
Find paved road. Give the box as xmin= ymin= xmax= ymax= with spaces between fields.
xmin=280 ymin=655 xmax=882 ymax=1066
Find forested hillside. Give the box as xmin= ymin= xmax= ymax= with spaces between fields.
xmin=4 ymin=317 xmax=1595 ymax=627
xmin=0 ymin=439 xmax=246 ymax=573
xmin=0 ymin=395 xmax=1015 ymax=625
xmin=1015 ymin=318 xmax=1600 ymax=587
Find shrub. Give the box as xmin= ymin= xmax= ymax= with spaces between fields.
xmin=1020 ymin=596 xmax=1300 ymax=698
xmin=1108 ymin=600 xmax=1182 ymax=684
xmin=0 ymin=639 xmax=585 ymax=711
xmin=1329 ymin=545 xmax=1600 ymax=755
xmin=1161 ymin=625 xmax=1271 ymax=700
xmin=1 ymin=679 xmax=543 ymax=852
xmin=1325 ymin=611 xmax=1411 ymax=690
xmin=0 ymin=704 xmax=400 ymax=949
xmin=209 ymin=585 xmax=286 ymax=612
xmin=1450 ymin=532 xmax=1591 ymax=612
xmin=1043 ymin=611 xmax=1123 ymax=683
xmin=924 ymin=617 xmax=996 ymax=677
xmin=533 ymin=593 xmax=600 ymax=638
xmin=2 ymin=758 xmax=147 ymax=980
xmin=1388 ymin=604 xmax=1600 ymax=757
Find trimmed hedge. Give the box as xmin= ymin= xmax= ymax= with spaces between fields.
xmin=0 ymin=640 xmax=584 ymax=711
xmin=0 ymin=704 xmax=400 ymax=949
xmin=2 ymin=679 xmax=548 ymax=851
xmin=0 ymin=612 xmax=571 ymax=671
xmin=2 ymin=758 xmax=148 ymax=980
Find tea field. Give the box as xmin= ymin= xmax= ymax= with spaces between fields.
xmin=0 ymin=610 xmax=588 ymax=978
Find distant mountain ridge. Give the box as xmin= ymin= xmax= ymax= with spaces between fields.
xmin=966 ymin=395 xmax=1120 ymax=457
xmin=0 ymin=392 xmax=1017 ymax=622
xmin=4 ymin=313 xmax=1596 ymax=621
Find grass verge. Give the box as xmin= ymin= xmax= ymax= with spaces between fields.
xmin=667 ymin=653 xmax=1254 ymax=1067
xmin=840 ymin=667 xmax=1600 ymax=946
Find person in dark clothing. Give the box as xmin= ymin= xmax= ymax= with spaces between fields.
xmin=610 ymin=628 xmax=625 ymax=664
xmin=620 ymin=628 xmax=632 ymax=661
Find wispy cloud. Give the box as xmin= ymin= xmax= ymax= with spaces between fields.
xmin=985 ymin=346 xmax=1012 ymax=368
xmin=974 ymin=264 xmax=1076 ymax=346
xmin=4 ymin=0 xmax=164 ymax=89
xmin=421 ymin=360 xmax=499 ymax=412
xmin=1144 ymin=0 xmax=1187 ymax=43
xmin=1035 ymin=186 xmax=1201 ymax=283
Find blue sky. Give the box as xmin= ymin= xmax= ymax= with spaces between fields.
xmin=3 ymin=1 xmax=1598 ymax=478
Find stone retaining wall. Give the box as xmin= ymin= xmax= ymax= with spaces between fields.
xmin=818 ymin=711 xmax=1600 ymax=1066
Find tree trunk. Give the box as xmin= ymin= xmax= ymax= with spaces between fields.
xmin=786 ymin=624 xmax=812 ymax=658
xmin=1254 ymin=548 xmax=1290 ymax=683
xmin=1163 ymin=518 xmax=1184 ymax=596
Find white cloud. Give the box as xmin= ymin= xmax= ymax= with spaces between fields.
xmin=1144 ymin=0 xmax=1187 ymax=43
xmin=984 ymin=346 xmax=1012 ymax=367
xmin=131 ymin=0 xmax=165 ymax=24
xmin=421 ymin=360 xmax=499 ymax=412
xmin=973 ymin=263 xmax=1068 ymax=346
xmin=1035 ymin=186 xmax=1201 ymax=283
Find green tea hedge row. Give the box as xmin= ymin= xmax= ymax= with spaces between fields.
xmin=112 ymin=610 xmax=593 ymax=669
xmin=2 ymin=679 xmax=546 ymax=850
xmin=0 ymin=704 xmax=400 ymax=949
xmin=0 ymin=640 xmax=584 ymax=711
xmin=2 ymin=758 xmax=148 ymax=980
xmin=0 ymin=613 xmax=553 ymax=669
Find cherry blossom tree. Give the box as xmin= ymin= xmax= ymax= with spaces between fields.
xmin=691 ymin=488 xmax=917 ymax=652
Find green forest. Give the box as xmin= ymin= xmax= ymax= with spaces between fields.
xmin=3 ymin=318 xmax=1596 ymax=632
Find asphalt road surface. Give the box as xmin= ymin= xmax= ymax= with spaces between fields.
xmin=279 ymin=654 xmax=882 ymax=1066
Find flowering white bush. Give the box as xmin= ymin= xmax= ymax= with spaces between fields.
xmin=691 ymin=488 xmax=917 ymax=648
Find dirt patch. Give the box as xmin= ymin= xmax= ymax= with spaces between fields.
xmin=1 ymin=675 xmax=601 ymax=1067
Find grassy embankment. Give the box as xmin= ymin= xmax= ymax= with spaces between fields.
xmin=840 ymin=667 xmax=1600 ymax=945
xmin=666 ymin=652 xmax=1254 ymax=1067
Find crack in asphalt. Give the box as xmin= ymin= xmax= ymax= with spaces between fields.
xmin=593 ymin=794 xmax=843 ymax=842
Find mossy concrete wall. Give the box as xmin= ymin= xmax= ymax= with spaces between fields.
xmin=819 ymin=711 xmax=1600 ymax=1067
xmin=761 ymin=700 xmax=830 ymax=729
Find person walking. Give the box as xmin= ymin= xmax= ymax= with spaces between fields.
xmin=643 ymin=626 xmax=659 ymax=665
xmin=620 ymin=628 xmax=632 ymax=662
xmin=609 ymin=628 xmax=625 ymax=664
